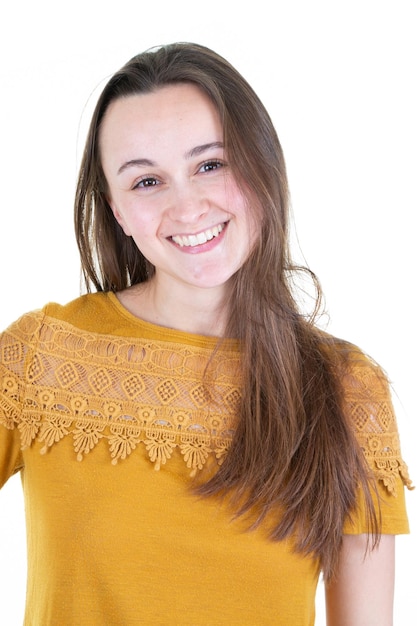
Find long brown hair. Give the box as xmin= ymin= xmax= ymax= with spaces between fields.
xmin=74 ymin=42 xmax=378 ymax=579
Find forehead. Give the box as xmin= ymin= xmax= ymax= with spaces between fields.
xmin=100 ymin=83 xmax=222 ymax=148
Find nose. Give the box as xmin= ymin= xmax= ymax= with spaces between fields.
xmin=166 ymin=181 xmax=209 ymax=223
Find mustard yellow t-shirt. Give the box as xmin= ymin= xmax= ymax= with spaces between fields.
xmin=0 ymin=293 xmax=411 ymax=625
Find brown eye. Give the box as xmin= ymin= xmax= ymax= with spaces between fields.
xmin=140 ymin=178 xmax=157 ymax=187
xmin=133 ymin=176 xmax=159 ymax=190
xmin=199 ymin=160 xmax=224 ymax=173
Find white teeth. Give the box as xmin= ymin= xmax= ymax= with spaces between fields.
xmin=172 ymin=223 xmax=226 ymax=247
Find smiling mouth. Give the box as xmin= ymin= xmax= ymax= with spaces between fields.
xmin=171 ymin=222 xmax=227 ymax=247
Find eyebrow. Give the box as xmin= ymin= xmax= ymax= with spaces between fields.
xmin=117 ymin=141 xmax=224 ymax=175
xmin=185 ymin=141 xmax=224 ymax=159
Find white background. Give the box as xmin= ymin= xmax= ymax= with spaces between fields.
xmin=0 ymin=0 xmax=415 ymax=623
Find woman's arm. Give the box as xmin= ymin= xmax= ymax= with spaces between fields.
xmin=325 ymin=534 xmax=395 ymax=626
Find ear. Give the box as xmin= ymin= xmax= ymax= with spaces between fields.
xmin=107 ymin=198 xmax=132 ymax=236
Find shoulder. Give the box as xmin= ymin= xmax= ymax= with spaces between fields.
xmin=30 ymin=292 xmax=121 ymax=337
xmin=1 ymin=308 xmax=46 ymax=348
xmin=319 ymin=332 xmax=413 ymax=497
xmin=317 ymin=331 xmax=388 ymax=402
xmin=319 ymin=332 xmax=394 ymax=439
xmin=43 ymin=292 xmax=111 ymax=326
xmin=1 ymin=293 xmax=109 ymax=334
xmin=1 ymin=293 xmax=117 ymax=357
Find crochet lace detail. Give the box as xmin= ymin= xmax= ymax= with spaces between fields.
xmin=1 ymin=312 xmax=239 ymax=477
xmin=342 ymin=354 xmax=413 ymax=495
xmin=0 ymin=311 xmax=412 ymax=491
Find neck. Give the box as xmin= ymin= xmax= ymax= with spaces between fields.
xmin=119 ymin=276 xmax=229 ymax=337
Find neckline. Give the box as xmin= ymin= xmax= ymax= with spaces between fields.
xmin=105 ymin=291 xmax=239 ymax=350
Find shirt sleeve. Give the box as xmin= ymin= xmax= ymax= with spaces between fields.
xmin=0 ymin=311 xmax=43 ymax=488
xmin=340 ymin=347 xmax=413 ymax=534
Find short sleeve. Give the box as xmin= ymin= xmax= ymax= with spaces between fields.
xmin=0 ymin=311 xmax=43 ymax=487
xmin=340 ymin=348 xmax=413 ymax=534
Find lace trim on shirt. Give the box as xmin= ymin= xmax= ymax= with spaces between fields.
xmin=0 ymin=311 xmax=413 ymax=489
xmin=0 ymin=312 xmax=239 ymax=477
xmin=342 ymin=352 xmax=413 ymax=495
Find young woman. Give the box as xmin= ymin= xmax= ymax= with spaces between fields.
xmin=0 ymin=42 xmax=412 ymax=625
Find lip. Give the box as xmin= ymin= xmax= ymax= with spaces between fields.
xmin=169 ymin=221 xmax=228 ymax=253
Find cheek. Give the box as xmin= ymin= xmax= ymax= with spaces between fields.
xmin=107 ymin=192 xmax=133 ymax=235
xmin=117 ymin=200 xmax=156 ymax=236
xmin=129 ymin=213 xmax=162 ymax=250
xmin=233 ymin=189 xmax=259 ymax=239
xmin=225 ymin=178 xmax=254 ymax=219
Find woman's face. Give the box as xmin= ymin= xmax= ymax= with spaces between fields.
xmin=100 ymin=83 xmax=259 ymax=297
